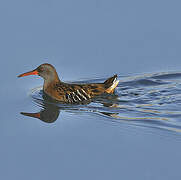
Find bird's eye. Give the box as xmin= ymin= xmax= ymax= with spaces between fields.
xmin=38 ymin=67 xmax=44 ymax=72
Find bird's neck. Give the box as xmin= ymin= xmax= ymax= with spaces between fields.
xmin=43 ymin=74 xmax=61 ymax=91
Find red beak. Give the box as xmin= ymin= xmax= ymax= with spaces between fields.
xmin=18 ymin=69 xmax=39 ymax=78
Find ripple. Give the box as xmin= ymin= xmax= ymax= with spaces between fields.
xmin=152 ymin=72 xmax=181 ymax=80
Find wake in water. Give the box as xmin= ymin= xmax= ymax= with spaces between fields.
xmin=21 ymin=71 xmax=181 ymax=133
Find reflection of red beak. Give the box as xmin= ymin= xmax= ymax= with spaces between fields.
xmin=17 ymin=69 xmax=38 ymax=78
xmin=21 ymin=112 xmax=41 ymax=119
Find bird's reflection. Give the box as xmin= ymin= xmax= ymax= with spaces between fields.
xmin=20 ymin=92 xmax=119 ymax=123
xmin=21 ymin=93 xmax=61 ymax=123
xmin=21 ymin=104 xmax=60 ymax=123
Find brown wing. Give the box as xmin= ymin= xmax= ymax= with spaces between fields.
xmin=53 ymin=82 xmax=106 ymax=103
xmin=83 ymin=83 xmax=106 ymax=96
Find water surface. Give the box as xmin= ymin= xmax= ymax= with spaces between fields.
xmin=1 ymin=0 xmax=181 ymax=179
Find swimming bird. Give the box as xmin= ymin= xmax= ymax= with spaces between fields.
xmin=18 ymin=63 xmax=119 ymax=103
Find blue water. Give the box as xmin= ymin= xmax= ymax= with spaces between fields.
xmin=1 ymin=0 xmax=181 ymax=179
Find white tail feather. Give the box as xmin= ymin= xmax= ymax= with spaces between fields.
xmin=105 ymin=80 xmax=119 ymax=93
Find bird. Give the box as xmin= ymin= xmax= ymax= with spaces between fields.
xmin=18 ymin=63 xmax=119 ymax=104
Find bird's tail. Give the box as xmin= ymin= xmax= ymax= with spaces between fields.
xmin=104 ymin=75 xmax=119 ymax=93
